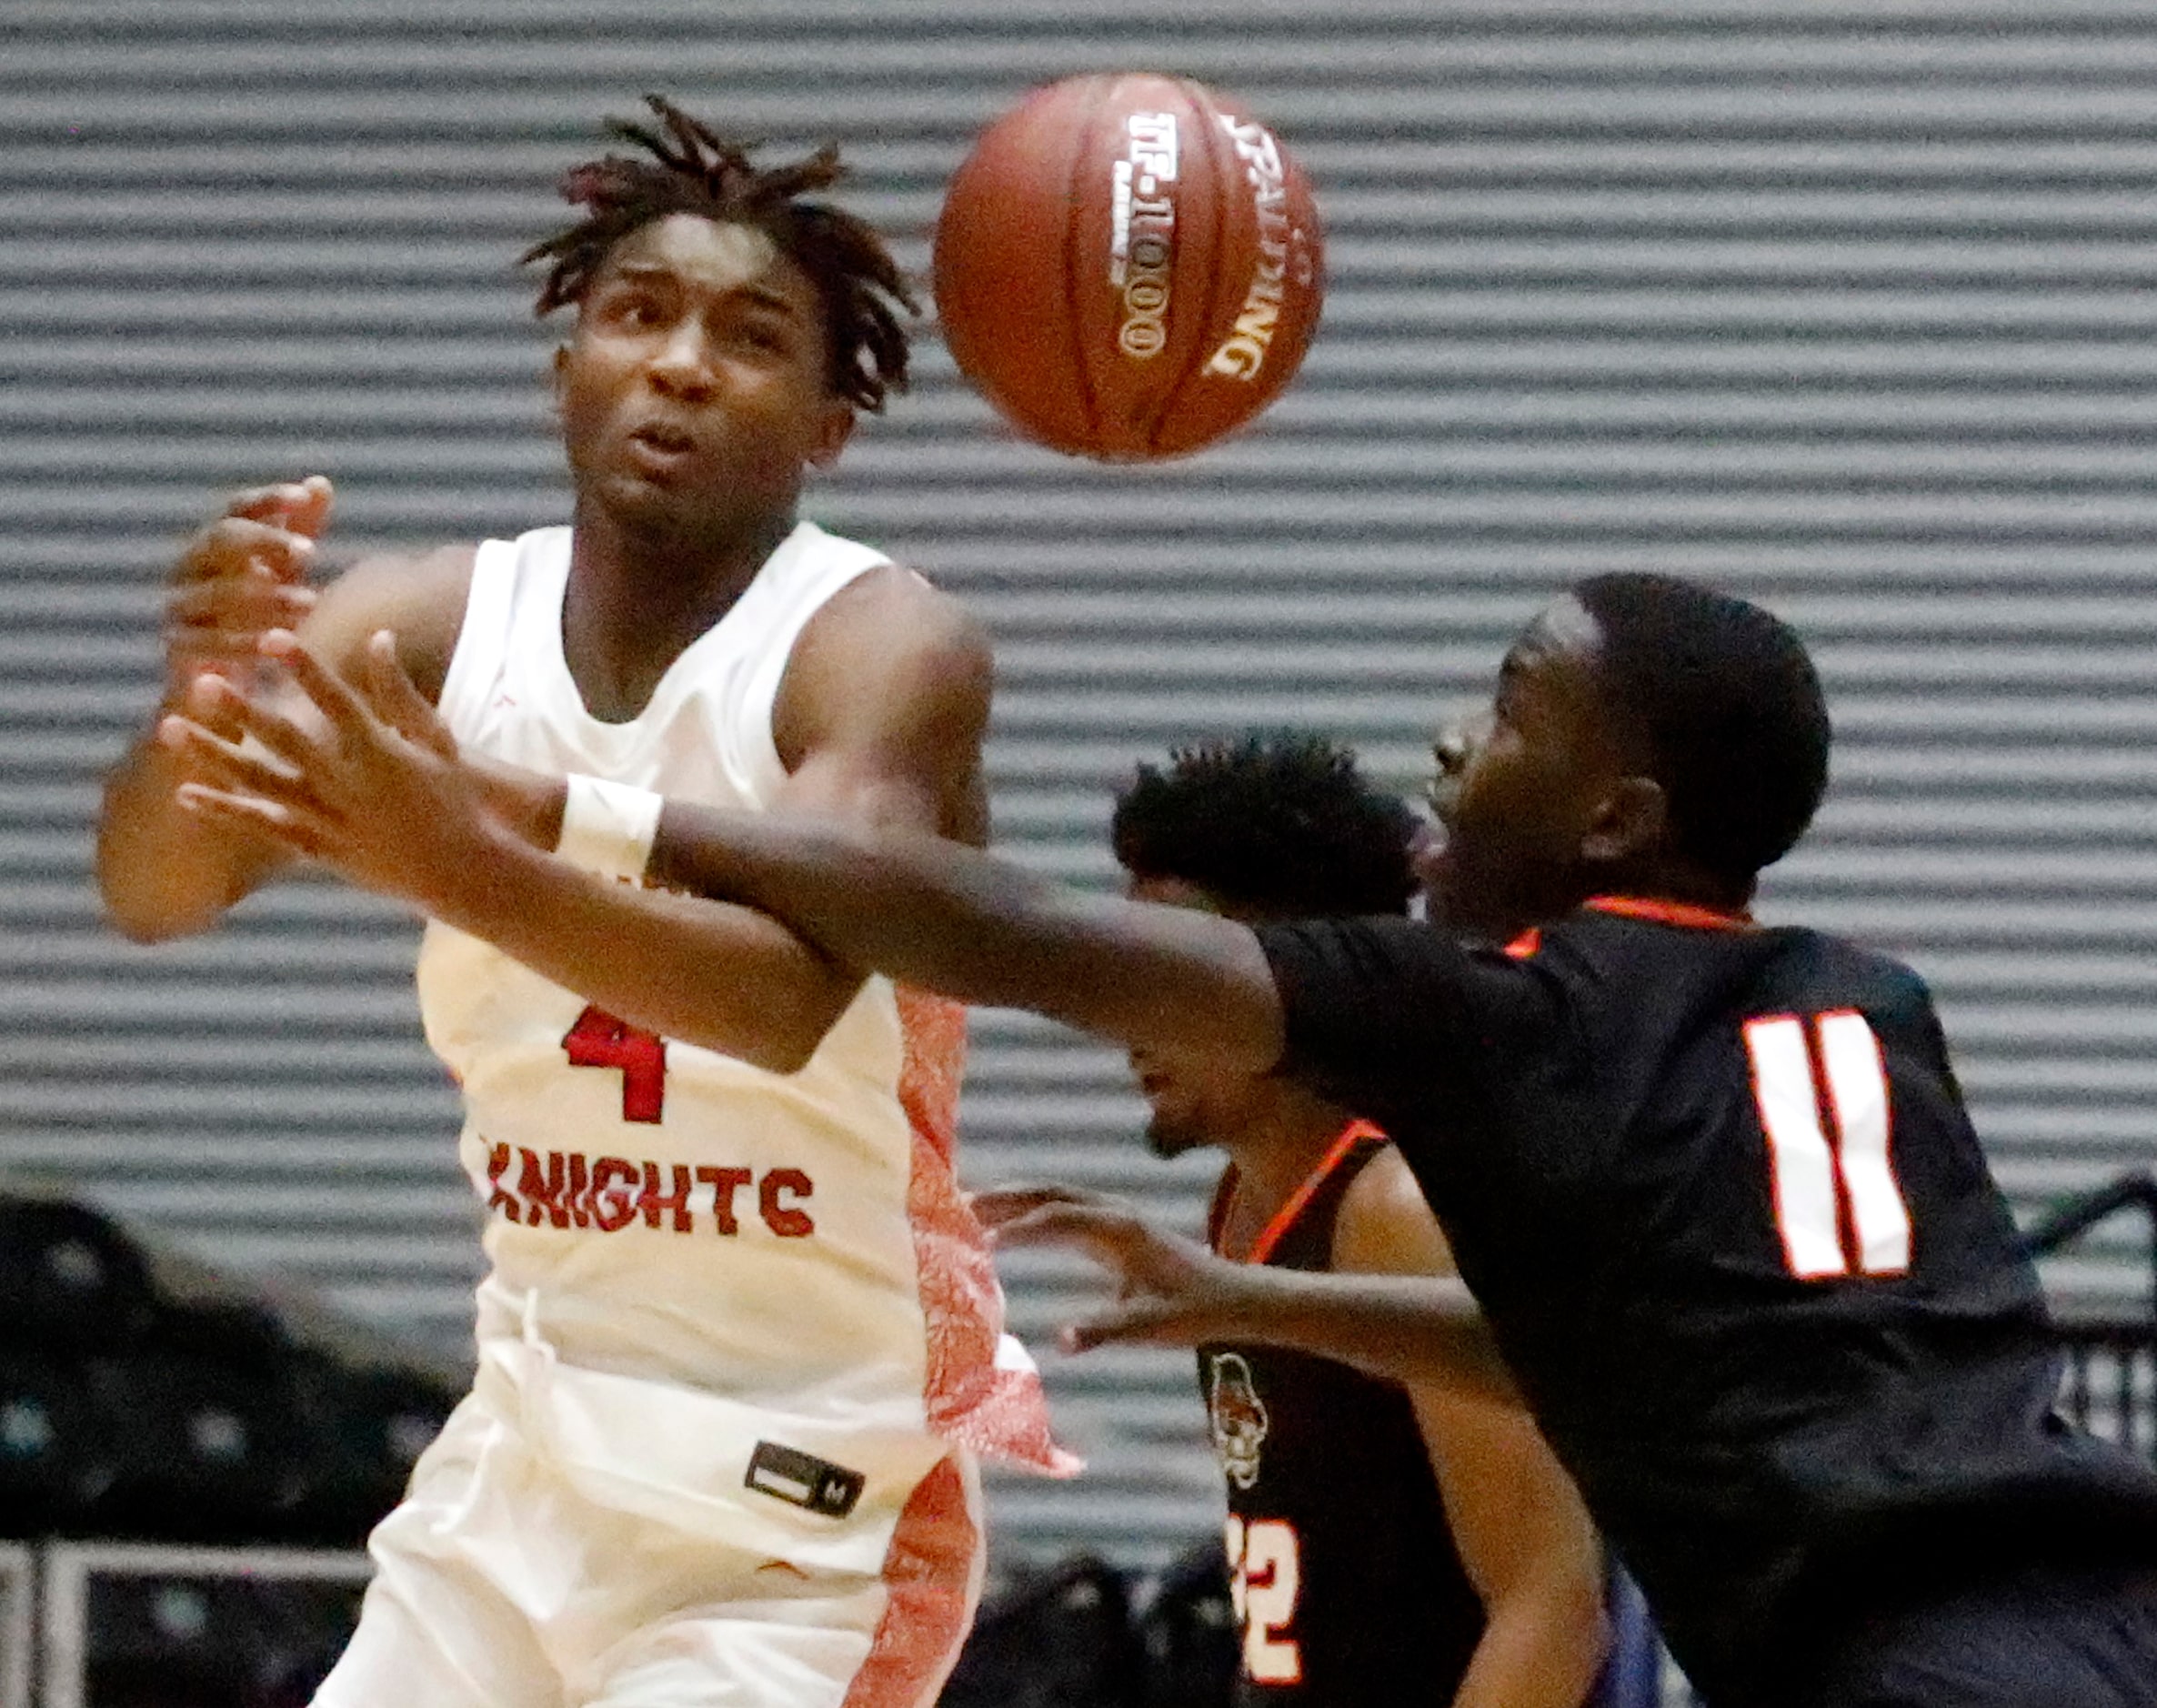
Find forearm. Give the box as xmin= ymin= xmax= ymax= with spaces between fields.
xmin=650 ymin=800 xmax=1279 ymax=1061
xmin=431 ymin=821 xmax=856 ymax=1072
xmin=97 ymin=733 xmax=291 ymax=941
xmin=1216 ymin=1267 xmax=1520 ymax=1401
xmin=461 ymin=754 xmax=567 ymax=850
xmin=1451 ymin=1570 xmax=1609 ymax=1708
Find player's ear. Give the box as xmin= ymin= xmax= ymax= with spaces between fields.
xmin=1581 ymin=774 xmax=1666 ymax=865
xmin=549 ymin=345 xmax=572 ymax=410
xmin=807 ymin=400 xmax=855 ymax=470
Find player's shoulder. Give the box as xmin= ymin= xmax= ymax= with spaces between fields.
xmin=1333 ymin=1143 xmax=1457 ymax=1280
xmin=306 ymin=540 xmax=481 ymax=701
xmin=793 ymin=558 xmax=994 ymax=708
xmin=1755 ymin=922 xmax=1936 ymax=1016
xmin=1552 ymin=905 xmax=1941 ymax=1026
xmin=821 ymin=558 xmax=988 ymax=656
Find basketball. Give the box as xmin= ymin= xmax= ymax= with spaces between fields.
xmin=933 ymin=73 xmax=1324 ymax=461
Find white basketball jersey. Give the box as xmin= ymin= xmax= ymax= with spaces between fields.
xmin=415 ymin=521 xmax=1066 ymax=1473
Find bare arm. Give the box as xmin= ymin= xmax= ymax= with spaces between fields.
xmin=168 ymin=588 xmax=1289 ymax=1070
xmin=1333 ymin=1155 xmax=1607 ymax=1708
xmin=163 ymin=570 xmax=1154 ymax=1073
xmin=974 ymin=1188 xmax=1518 ymax=1396
xmin=644 ymin=804 xmax=1285 ymax=1067
xmin=96 ymin=476 xmax=472 ymax=941
xmin=443 ymin=569 xmax=1008 ymax=1071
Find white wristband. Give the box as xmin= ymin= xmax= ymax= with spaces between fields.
xmin=556 ymin=774 xmax=663 ymax=884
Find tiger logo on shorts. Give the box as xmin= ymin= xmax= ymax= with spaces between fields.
xmin=1206 ymin=1351 xmax=1270 ymax=1490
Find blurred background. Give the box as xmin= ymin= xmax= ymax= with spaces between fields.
xmin=4 ymin=2 xmax=2157 ymax=1693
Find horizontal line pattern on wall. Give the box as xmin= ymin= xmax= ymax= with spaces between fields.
xmin=7 ymin=0 xmax=2157 ymax=1569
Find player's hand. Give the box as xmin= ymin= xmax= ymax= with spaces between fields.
xmin=976 ymin=1184 xmax=1259 ymax=1352
xmin=158 ymin=628 xmax=491 ymax=909
xmin=163 ymin=477 xmax=332 ymax=721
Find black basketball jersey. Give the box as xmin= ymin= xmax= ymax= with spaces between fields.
xmin=1198 ymin=1123 xmax=1485 ymax=1707
xmin=1256 ymin=898 xmax=2157 ymax=1707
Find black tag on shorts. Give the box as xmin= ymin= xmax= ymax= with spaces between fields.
xmin=746 ymin=1440 xmax=866 ymax=1519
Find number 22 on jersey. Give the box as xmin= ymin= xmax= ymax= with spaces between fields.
xmin=1745 ymin=1010 xmax=1910 ymax=1281
xmin=1224 ymin=1515 xmax=1301 ymax=1684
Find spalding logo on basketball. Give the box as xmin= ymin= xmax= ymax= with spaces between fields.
xmin=933 ymin=72 xmax=1324 ymax=461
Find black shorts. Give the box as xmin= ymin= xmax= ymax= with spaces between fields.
xmin=1794 ymin=1558 xmax=2157 ymax=1708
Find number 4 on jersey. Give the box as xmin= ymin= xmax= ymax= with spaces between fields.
xmin=1745 ymin=1010 xmax=1910 ymax=1280
xmin=562 ymin=1005 xmax=667 ymax=1123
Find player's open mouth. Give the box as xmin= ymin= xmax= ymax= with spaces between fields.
xmin=627 ymin=424 xmax=698 ymax=461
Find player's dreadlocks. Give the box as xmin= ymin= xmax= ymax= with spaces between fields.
xmin=1113 ymin=732 xmax=1422 ymax=921
xmin=524 ymin=95 xmax=918 ymax=413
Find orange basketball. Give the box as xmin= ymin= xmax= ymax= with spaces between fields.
xmin=932 ymin=73 xmax=1324 ymax=461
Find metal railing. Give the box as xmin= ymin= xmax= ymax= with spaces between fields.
xmin=2028 ymin=1170 xmax=2157 ymax=1462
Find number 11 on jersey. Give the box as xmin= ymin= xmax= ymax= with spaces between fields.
xmin=1745 ymin=1010 xmax=1911 ymax=1281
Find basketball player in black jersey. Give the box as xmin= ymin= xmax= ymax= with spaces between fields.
xmin=166 ymin=575 xmax=2157 ymax=1705
xmin=1096 ymin=734 xmax=1604 ymax=1708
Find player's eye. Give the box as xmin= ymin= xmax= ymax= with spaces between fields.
xmin=594 ymin=288 xmax=663 ymax=328
xmin=736 ymin=320 xmax=793 ymax=354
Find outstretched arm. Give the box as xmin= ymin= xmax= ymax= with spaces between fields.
xmin=644 ymin=802 xmax=1286 ymax=1069
xmin=974 ymin=1187 xmax=1519 ymax=1400
xmin=168 ymin=628 xmax=1289 ymax=1073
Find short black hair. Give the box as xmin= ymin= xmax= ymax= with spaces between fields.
xmin=1111 ymin=732 xmax=1421 ymax=919
xmin=523 ymin=95 xmax=918 ymax=412
xmin=1573 ymin=572 xmax=1831 ymax=885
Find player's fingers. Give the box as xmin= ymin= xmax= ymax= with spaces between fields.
xmin=257 ymin=630 xmax=377 ymax=745
xmin=166 ymin=578 xmax=318 ymax=632
xmin=984 ymin=1201 xmax=1155 ymax=1269
xmin=158 ymin=712 xmax=308 ymax=800
xmin=224 ymin=476 xmax=332 ymax=531
xmin=174 ymin=782 xmax=329 ymax=857
xmin=358 ymin=630 xmax=455 ymax=758
xmin=1061 ymin=1296 xmax=1200 ymax=1353
xmin=971 ymin=1183 xmax=1122 ymax=1229
xmin=177 ymin=674 xmax=332 ymax=777
xmin=279 ymin=474 xmax=334 ymax=540
xmin=166 ymin=663 xmax=253 ymax=736
xmin=176 ymin=516 xmax=318 ymax=587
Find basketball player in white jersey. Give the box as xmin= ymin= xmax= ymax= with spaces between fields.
xmin=97 ymin=98 xmax=1065 ymax=1708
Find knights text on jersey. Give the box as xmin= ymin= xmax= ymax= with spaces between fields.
xmin=1255 ymin=899 xmax=2157 ymax=1705
xmin=1199 ymin=1129 xmax=1484 ymax=1705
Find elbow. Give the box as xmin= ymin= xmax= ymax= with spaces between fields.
xmin=1544 ymin=1560 xmax=1616 ymax=1703
xmin=95 ymin=872 xmax=200 ymax=947
xmin=693 ymin=989 xmax=854 ymax=1078
xmin=739 ymin=1030 xmax=822 ymax=1078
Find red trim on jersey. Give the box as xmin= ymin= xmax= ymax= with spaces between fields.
xmin=897 ymin=987 xmax=1076 ymax=1476
xmin=1584 ymin=894 xmax=1754 ymax=931
xmin=1226 ymin=1120 xmax=1387 ymax=1267
xmin=839 ymin=1456 xmax=979 ymax=1708
xmin=1503 ymin=927 xmax=1542 ymax=959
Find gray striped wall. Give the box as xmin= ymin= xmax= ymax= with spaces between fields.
xmin=6 ymin=0 xmax=2157 ymax=1568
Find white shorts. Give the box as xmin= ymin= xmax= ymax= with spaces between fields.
xmin=312 ymin=1340 xmax=985 ymax=1708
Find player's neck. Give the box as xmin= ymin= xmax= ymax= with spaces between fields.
xmin=1577 ymin=854 xmax=1757 ymax=923
xmin=1457 ymin=855 xmax=1758 ymax=942
xmin=1219 ymin=1097 xmax=1363 ymax=1258
xmin=562 ymin=502 xmax=798 ymax=721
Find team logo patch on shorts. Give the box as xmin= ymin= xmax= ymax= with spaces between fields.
xmin=746 ymin=1441 xmax=866 ymax=1519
